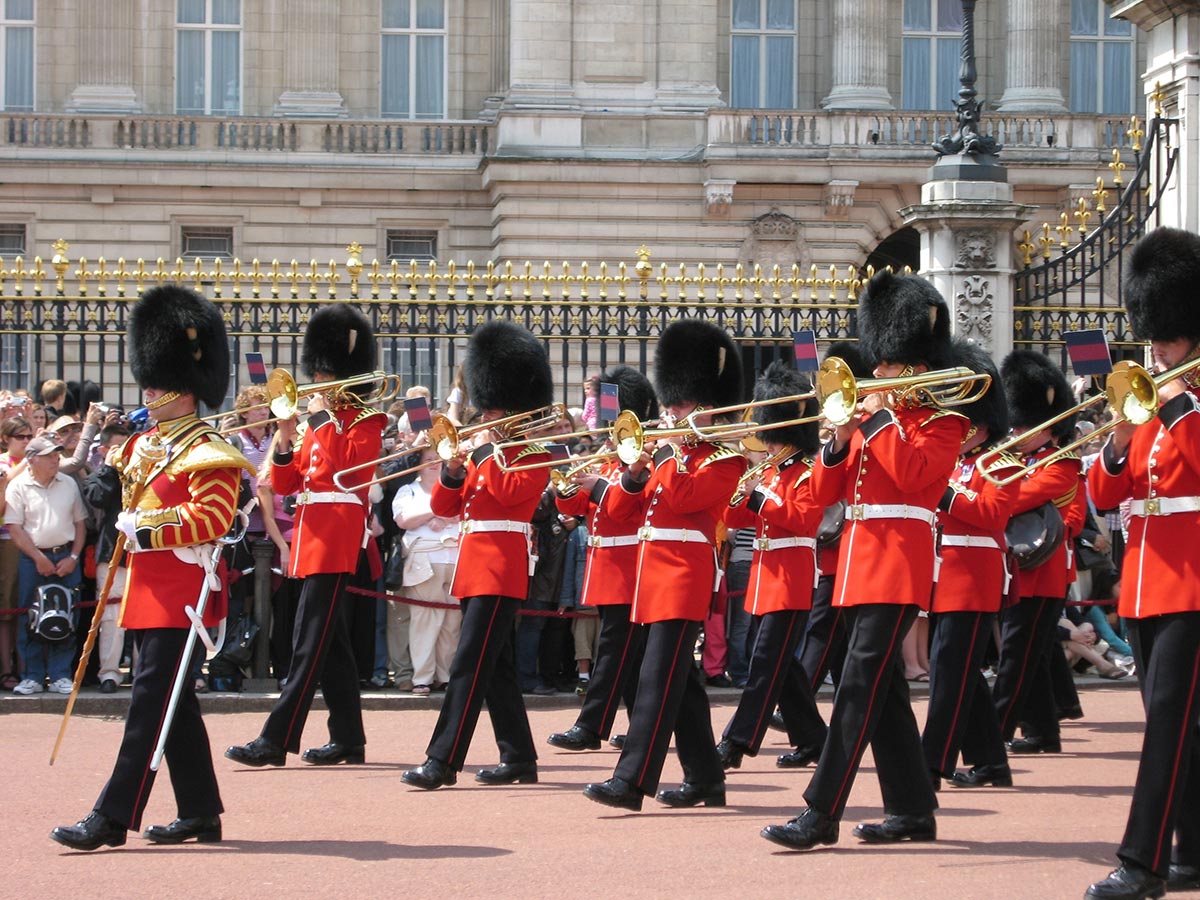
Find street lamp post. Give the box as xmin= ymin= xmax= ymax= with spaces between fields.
xmin=932 ymin=0 xmax=1005 ymax=181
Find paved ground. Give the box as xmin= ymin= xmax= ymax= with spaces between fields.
xmin=2 ymin=682 xmax=1184 ymax=900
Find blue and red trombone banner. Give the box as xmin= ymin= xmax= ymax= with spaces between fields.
xmin=245 ymin=352 xmax=268 ymax=385
xmin=792 ymin=329 xmax=819 ymax=371
xmin=1064 ymin=329 xmax=1114 ymax=377
xmin=404 ymin=396 xmax=433 ymax=431
xmin=546 ymin=442 xmax=571 ymax=462
xmin=600 ymin=382 xmax=620 ymax=422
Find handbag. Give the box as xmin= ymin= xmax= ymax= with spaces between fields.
xmin=1005 ymin=502 xmax=1064 ymax=571
xmin=217 ymin=613 xmax=260 ymax=670
xmin=1074 ymin=538 xmax=1111 ymax=572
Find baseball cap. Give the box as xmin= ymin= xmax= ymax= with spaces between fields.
xmin=26 ymin=435 xmax=65 ymax=458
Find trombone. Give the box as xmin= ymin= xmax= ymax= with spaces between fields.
xmin=729 ymin=445 xmax=794 ymax=508
xmin=977 ymin=357 xmax=1200 ymax=487
xmin=495 ymin=410 xmax=670 ymax=473
xmin=215 ymin=367 xmax=402 ymax=433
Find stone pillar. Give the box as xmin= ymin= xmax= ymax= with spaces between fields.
xmin=655 ymin=0 xmax=721 ymax=108
xmin=822 ymin=0 xmax=892 ymax=110
xmin=997 ymin=0 xmax=1067 ymax=113
xmin=274 ymin=0 xmax=347 ymax=117
xmin=507 ymin=0 xmax=574 ymax=104
xmin=66 ymin=1 xmax=140 ymax=112
xmin=901 ymin=181 xmax=1036 ymax=361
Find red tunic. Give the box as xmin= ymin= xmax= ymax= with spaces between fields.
xmin=555 ymin=458 xmax=644 ymax=607
xmin=1089 ymin=389 xmax=1200 ymax=618
xmin=118 ymin=415 xmax=254 ymax=630
xmin=607 ymin=441 xmax=746 ymax=624
xmin=271 ymin=403 xmax=386 ymax=578
xmin=723 ymin=452 xmax=822 ymax=615
xmin=431 ymin=441 xmax=550 ymax=600
xmin=932 ymin=449 xmax=1021 ymax=614
xmin=1008 ymin=449 xmax=1080 ymax=599
xmin=811 ymin=406 xmax=968 ymax=610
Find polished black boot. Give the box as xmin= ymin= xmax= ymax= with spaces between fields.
xmin=608 ymin=734 xmax=626 ymax=749
xmin=1168 ymin=863 xmax=1200 ymax=892
xmin=475 ymin=761 xmax=538 ymax=785
xmin=949 ymin=763 xmax=1013 ymax=788
xmin=761 ymin=808 xmax=839 ymax=850
xmin=402 ymin=758 xmax=457 ymax=790
xmin=717 ymin=739 xmax=746 ymax=770
xmin=143 ymin=816 xmax=222 ymax=844
xmin=776 ymin=745 xmax=821 ymax=768
xmin=853 ymin=813 xmax=937 ymax=843
xmin=1007 ymin=735 xmax=1061 ymax=754
xmin=1084 ymin=865 xmax=1166 ymax=900
xmin=224 ymin=736 xmax=286 ymax=767
xmin=547 ymin=725 xmax=601 ymax=751
xmin=583 ymin=776 xmax=644 ymax=812
xmin=301 ymin=742 xmax=365 ymax=765
xmin=656 ymin=782 xmax=726 ymax=808
xmin=50 ymin=812 xmax=127 ymax=851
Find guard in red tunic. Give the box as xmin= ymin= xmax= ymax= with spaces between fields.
xmin=922 ymin=338 xmax=1020 ymax=790
xmin=583 ymin=319 xmax=746 ymax=811
xmin=1085 ymin=228 xmax=1200 ymax=900
xmin=226 ymin=306 xmax=385 ymax=768
xmin=52 ymin=286 xmax=253 ymax=851
xmin=402 ymin=320 xmax=553 ymax=790
xmin=762 ymin=271 xmax=967 ymax=850
xmin=717 ymin=362 xmax=827 ymax=770
xmin=988 ymin=350 xmax=1079 ymax=756
xmin=547 ymin=366 xmax=658 ymax=751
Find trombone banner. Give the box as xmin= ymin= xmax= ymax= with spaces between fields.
xmin=1064 ymin=329 xmax=1113 ymax=377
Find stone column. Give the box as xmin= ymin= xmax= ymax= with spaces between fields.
xmin=655 ymin=0 xmax=721 ymax=108
xmin=507 ymin=0 xmax=574 ymax=103
xmin=997 ymin=0 xmax=1067 ymax=113
xmin=66 ymin=0 xmax=140 ymax=112
xmin=822 ymin=0 xmax=892 ymax=110
xmin=274 ymin=0 xmax=347 ymax=116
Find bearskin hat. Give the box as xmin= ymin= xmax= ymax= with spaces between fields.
xmin=128 ymin=285 xmax=230 ymax=410
xmin=949 ymin=339 xmax=1008 ymax=445
xmin=1123 ymin=227 xmax=1200 ymax=342
xmin=823 ymin=340 xmax=875 ymax=379
xmin=1001 ymin=349 xmax=1075 ymax=443
xmin=654 ymin=318 xmax=743 ymax=412
xmin=301 ymin=305 xmax=377 ymax=398
xmin=857 ymin=271 xmax=953 ymax=370
xmin=464 ymin=319 xmax=553 ymax=413
xmin=600 ymin=365 xmax=658 ymax=422
xmin=753 ymin=361 xmax=819 ymax=453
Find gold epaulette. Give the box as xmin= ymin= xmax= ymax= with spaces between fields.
xmin=167 ymin=432 xmax=256 ymax=478
xmin=1053 ymin=449 xmax=1081 ymax=463
xmin=347 ymin=405 xmax=386 ymax=430
xmin=983 ymin=450 xmax=1023 ymax=474
xmin=698 ymin=444 xmax=744 ymax=470
xmin=924 ymin=409 xmax=970 ymax=424
xmin=791 ymin=457 xmax=816 ymax=490
xmin=509 ymin=443 xmax=548 ymax=465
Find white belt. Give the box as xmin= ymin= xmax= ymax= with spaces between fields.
xmin=940 ymin=534 xmax=1001 ymax=550
xmin=846 ymin=503 xmax=936 ymax=526
xmin=755 ymin=536 xmax=817 ymax=552
xmin=1130 ymin=496 xmax=1200 ymax=517
xmin=460 ymin=519 xmax=533 ymax=536
xmin=296 ymin=490 xmax=361 ymax=506
xmin=589 ymin=534 xmax=640 ymax=549
xmin=637 ymin=527 xmax=709 ymax=544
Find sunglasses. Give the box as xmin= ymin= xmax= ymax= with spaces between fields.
xmin=11 ymin=433 xmax=33 ymax=440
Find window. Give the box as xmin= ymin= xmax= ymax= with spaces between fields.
xmin=381 ymin=0 xmax=446 ymax=119
xmin=1070 ymin=0 xmax=1135 ymax=114
xmin=0 ymin=222 xmax=25 ymax=256
xmin=901 ymin=0 xmax=963 ymax=111
xmin=730 ymin=0 xmax=795 ymax=109
xmin=181 ymin=226 xmax=234 ymax=260
xmin=386 ymin=229 xmax=437 ymax=262
xmin=1 ymin=0 xmax=33 ymax=111
xmin=176 ymin=0 xmax=241 ymax=115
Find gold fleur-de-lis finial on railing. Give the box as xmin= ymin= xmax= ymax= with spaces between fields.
xmin=1127 ymin=116 xmax=1144 ymax=152
xmin=1018 ymin=230 xmax=1036 ymax=268
xmin=1075 ymin=197 xmax=1092 ymax=237
xmin=1054 ymin=212 xmax=1073 ymax=248
xmin=1038 ymin=223 xmax=1054 ymax=259
xmin=1109 ymin=148 xmax=1126 ymax=186
xmin=1151 ymin=81 xmax=1166 ymax=119
xmin=1092 ymin=177 xmax=1109 ymax=215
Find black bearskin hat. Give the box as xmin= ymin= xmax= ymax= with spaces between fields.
xmin=857 ymin=271 xmax=952 ymax=369
xmin=464 ymin=319 xmax=553 ymax=413
xmin=823 ymin=340 xmax=875 ymax=379
xmin=600 ymin=365 xmax=658 ymax=422
xmin=753 ymin=361 xmax=819 ymax=453
xmin=950 ymin=339 xmax=1008 ymax=445
xmin=1002 ymin=349 xmax=1075 ymax=443
xmin=654 ymin=318 xmax=743 ymax=412
xmin=128 ymin=285 xmax=230 ymax=410
xmin=301 ymin=305 xmax=377 ymax=397
xmin=1123 ymin=227 xmax=1200 ymax=342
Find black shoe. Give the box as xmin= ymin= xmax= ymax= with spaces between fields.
xmin=1058 ymin=704 xmax=1085 ymax=721
xmin=224 ymin=736 xmax=286 ymax=767
xmin=50 ymin=812 xmax=127 ymax=851
xmin=1084 ymin=865 xmax=1166 ymax=899
xmin=853 ymin=813 xmax=937 ymax=844
xmin=656 ymin=782 xmax=726 ymax=808
xmin=949 ymin=763 xmax=1013 ymax=788
xmin=777 ymin=745 xmax=821 ymax=768
xmin=301 ymin=742 xmax=365 ymax=766
xmin=705 ymin=673 xmax=735 ymax=688
xmin=99 ymin=680 xmax=117 ymax=694
xmin=1008 ymin=736 xmax=1062 ymax=754
xmin=475 ymin=761 xmax=538 ymax=785
xmin=402 ymin=758 xmax=457 ymax=790
xmin=768 ymin=711 xmax=786 ymax=732
xmin=583 ymin=777 xmax=644 ymax=812
xmin=717 ymin=739 xmax=745 ymax=770
xmin=1168 ymin=863 xmax=1200 ymax=892
xmin=760 ymin=807 xmax=839 ymax=850
xmin=143 ymin=816 xmax=222 ymax=845
xmin=609 ymin=734 xmax=626 ymax=750
xmin=547 ymin=725 xmax=601 ymax=751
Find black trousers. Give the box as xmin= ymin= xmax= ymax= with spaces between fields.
xmin=724 ymin=609 xmax=826 ymax=755
xmin=799 ymin=574 xmax=847 ymax=692
xmin=261 ymin=571 xmax=364 ymax=754
xmin=1049 ymin=632 xmax=1082 ymax=718
xmin=574 ymin=604 xmax=645 ymax=740
xmin=426 ymin=595 xmax=536 ymax=771
xmin=95 ymin=629 xmax=222 ymax=831
xmin=614 ymin=619 xmax=722 ymax=795
xmin=991 ymin=595 xmax=1063 ymax=742
xmin=1118 ymin=612 xmax=1200 ymax=877
xmin=924 ymin=611 xmax=1007 ymax=776
xmin=804 ymin=604 xmax=936 ymax=821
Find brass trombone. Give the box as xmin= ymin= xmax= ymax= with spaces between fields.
xmin=978 ymin=357 xmax=1200 ymax=487
xmin=215 ymin=367 xmax=402 ymax=433
xmin=729 ymin=446 xmax=794 ymax=507
xmin=496 ymin=409 xmax=671 ymax=473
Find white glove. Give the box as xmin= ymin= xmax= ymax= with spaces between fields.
xmin=115 ymin=510 xmax=140 ymax=549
